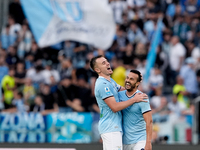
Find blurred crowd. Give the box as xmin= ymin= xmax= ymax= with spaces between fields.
xmin=0 ymin=0 xmax=200 ymax=134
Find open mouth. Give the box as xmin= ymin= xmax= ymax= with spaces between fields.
xmin=107 ymin=67 xmax=111 ymax=70
xmin=125 ymin=82 xmax=131 ymax=87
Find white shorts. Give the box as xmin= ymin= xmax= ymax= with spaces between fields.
xmin=123 ymin=140 xmax=146 ymax=150
xmin=101 ymin=131 xmax=123 ymax=150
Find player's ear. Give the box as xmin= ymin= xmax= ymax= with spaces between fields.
xmin=95 ymin=67 xmax=100 ymax=73
xmin=136 ymin=82 xmax=140 ymax=87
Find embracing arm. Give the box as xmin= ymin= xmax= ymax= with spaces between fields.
xmin=104 ymin=93 xmax=148 ymax=113
xmin=143 ymin=111 xmax=153 ymax=150
xmin=119 ymin=86 xmax=126 ymax=91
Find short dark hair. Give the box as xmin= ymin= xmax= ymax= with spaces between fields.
xmin=130 ymin=70 xmax=142 ymax=82
xmin=90 ymin=55 xmax=104 ymax=72
xmin=17 ymin=91 xmax=23 ymax=98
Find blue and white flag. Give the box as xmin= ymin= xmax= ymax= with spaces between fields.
xmin=20 ymin=0 xmax=115 ymax=50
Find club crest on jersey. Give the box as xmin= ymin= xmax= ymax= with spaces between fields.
xmin=105 ymin=87 xmax=110 ymax=94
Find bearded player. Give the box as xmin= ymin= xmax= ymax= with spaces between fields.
xmin=118 ymin=70 xmax=152 ymax=150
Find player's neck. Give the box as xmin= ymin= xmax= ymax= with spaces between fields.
xmin=126 ymin=88 xmax=138 ymax=97
xmin=99 ymin=74 xmax=111 ymax=81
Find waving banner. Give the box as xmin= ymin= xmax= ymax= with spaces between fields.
xmin=20 ymin=0 xmax=115 ymax=50
xmin=143 ymin=18 xmax=163 ymax=84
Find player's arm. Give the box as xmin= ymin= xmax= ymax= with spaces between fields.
xmin=104 ymin=93 xmax=148 ymax=113
xmin=119 ymin=86 xmax=125 ymax=91
xmin=143 ymin=111 xmax=153 ymax=150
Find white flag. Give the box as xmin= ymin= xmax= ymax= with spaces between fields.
xmin=21 ymin=0 xmax=115 ymax=50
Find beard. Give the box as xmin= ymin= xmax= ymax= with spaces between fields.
xmin=126 ymin=82 xmax=137 ymax=92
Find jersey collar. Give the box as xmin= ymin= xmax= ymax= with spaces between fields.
xmin=125 ymin=90 xmax=139 ymax=98
xmin=99 ymin=76 xmax=111 ymax=82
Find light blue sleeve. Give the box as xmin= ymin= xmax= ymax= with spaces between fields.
xmin=139 ymin=99 xmax=151 ymax=114
xmin=97 ymin=83 xmax=114 ymax=100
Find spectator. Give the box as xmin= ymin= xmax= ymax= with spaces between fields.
xmin=169 ymin=36 xmax=186 ymax=85
xmin=12 ymin=90 xmax=28 ymax=113
xmin=168 ymin=94 xmax=187 ymax=117
xmin=18 ymin=78 xmax=36 ymax=105
xmin=55 ymin=77 xmax=75 ymax=112
xmin=191 ymin=17 xmax=200 ymax=33
xmin=127 ymin=21 xmax=146 ymax=44
xmin=26 ymin=41 xmax=43 ymax=62
xmin=6 ymin=46 xmax=20 ymax=66
xmin=148 ymin=67 xmax=164 ymax=97
xmin=122 ymin=43 xmax=135 ymax=69
xmin=121 ymin=13 xmax=129 ymax=31
xmin=116 ymin=26 xmax=129 ymax=53
xmin=31 ymin=95 xmax=45 ymax=113
xmin=189 ymin=41 xmax=200 ymax=69
xmin=73 ymin=42 xmax=88 ymax=68
xmin=59 ymin=58 xmax=75 ymax=81
xmin=26 ymin=64 xmax=44 ymax=87
xmin=31 ymin=95 xmax=58 ymax=115
xmin=49 ymin=75 xmax=58 ymax=93
xmin=179 ymin=57 xmax=198 ymax=99
xmin=184 ymin=0 xmax=200 ymax=16
xmin=42 ymin=60 xmax=60 ymax=85
xmin=126 ymin=0 xmax=146 ymax=20
xmin=14 ymin=61 xmax=26 ymax=87
xmin=173 ymin=75 xmax=190 ymax=108
xmin=144 ymin=10 xmax=163 ymax=41
xmin=7 ymin=16 xmax=21 ymax=38
xmin=172 ymin=15 xmax=190 ymax=43
xmin=134 ymin=42 xmax=147 ymax=62
xmin=75 ymin=59 xmax=98 ymax=86
xmin=155 ymin=45 xmax=168 ymax=72
xmin=39 ymin=84 xmax=58 ymax=115
xmin=63 ymin=41 xmax=76 ymax=59
xmin=136 ymin=58 xmax=146 ymax=77
xmin=189 ymin=18 xmax=200 ymax=41
xmin=56 ymin=50 xmax=66 ymax=73
xmin=17 ymin=22 xmax=32 ymax=59
xmin=194 ymin=31 xmax=200 ymax=47
xmin=1 ymin=66 xmax=16 ymax=109
xmin=110 ymin=0 xmax=127 ymax=24
xmin=1 ymin=24 xmax=12 ymax=50
xmin=24 ymin=53 xmax=34 ymax=70
xmin=1 ymin=16 xmax=21 ymax=49
xmin=150 ymin=88 xmax=170 ymax=123
xmin=111 ymin=57 xmax=126 ymax=86
xmin=161 ymin=30 xmax=172 ymax=56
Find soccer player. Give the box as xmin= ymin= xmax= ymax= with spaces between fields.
xmin=90 ymin=55 xmax=148 ymax=150
xmin=118 ymin=70 xmax=152 ymax=150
